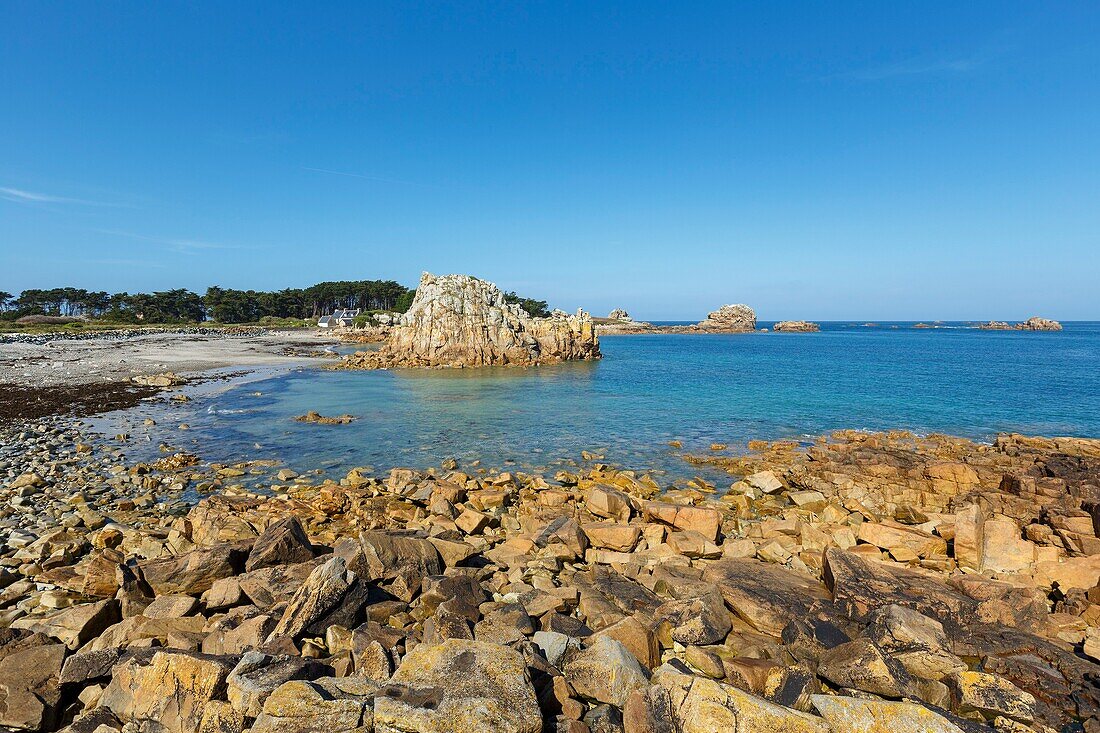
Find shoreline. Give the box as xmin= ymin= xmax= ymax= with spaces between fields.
xmin=0 ymin=328 xmax=340 ymax=420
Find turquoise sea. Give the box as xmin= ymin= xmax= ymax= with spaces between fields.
xmin=93 ymin=322 xmax=1100 ymax=486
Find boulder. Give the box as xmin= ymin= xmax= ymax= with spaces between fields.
xmin=864 ymin=605 xmax=965 ymax=681
xmin=245 ymin=517 xmax=315 ymax=572
xmin=139 ymin=544 xmax=246 ymax=596
xmin=268 ymin=556 xmax=361 ymax=640
xmin=587 ymin=485 xmax=633 ymax=522
xmin=251 ymin=677 xmax=379 ymax=733
xmin=857 ymin=522 xmax=947 ymax=559
xmin=226 ymin=651 xmax=330 ymax=717
xmin=979 ymin=519 xmax=1037 ymax=573
xmin=644 ymin=502 xmax=721 ymax=542
xmin=811 ymin=694 xmax=967 ymax=733
xmin=946 ymin=670 xmax=1036 ymax=723
xmin=563 ymin=635 xmax=649 ymax=707
xmin=650 ymin=664 xmax=829 ymax=733
xmin=656 ymin=590 xmax=732 ymax=645
xmin=99 ymin=650 xmax=237 ymax=733
xmin=0 ymin=638 xmax=66 ymax=731
xmin=703 ymin=558 xmax=837 ymax=637
xmin=342 ymin=531 xmax=443 ymax=602
xmin=374 ymin=639 xmax=542 ymax=733
xmin=11 ymin=599 xmax=119 ymax=649
xmin=818 ymin=638 xmax=913 ymax=698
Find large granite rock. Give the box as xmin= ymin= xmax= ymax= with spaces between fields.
xmin=374 ymin=639 xmax=542 ymax=733
xmin=340 ymin=272 xmax=600 ymax=368
xmin=697 ymin=304 xmax=756 ymax=332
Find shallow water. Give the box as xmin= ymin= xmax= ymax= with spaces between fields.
xmin=90 ymin=322 xmax=1100 ymax=485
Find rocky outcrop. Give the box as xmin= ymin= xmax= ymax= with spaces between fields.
xmin=1017 ymin=316 xmax=1062 ymax=331
xmin=607 ymin=308 xmax=632 ymax=321
xmin=338 ymin=273 xmax=600 ymax=368
xmin=696 ymin=304 xmax=756 ymax=332
xmin=773 ymin=321 xmax=821 ymax=333
xmin=980 ymin=317 xmax=1063 ymax=331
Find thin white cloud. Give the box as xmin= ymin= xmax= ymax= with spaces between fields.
xmin=0 ymin=186 xmax=128 ymax=207
xmin=94 ymin=229 xmax=250 ymax=255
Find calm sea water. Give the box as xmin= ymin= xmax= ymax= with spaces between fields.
xmin=92 ymin=322 xmax=1100 ymax=485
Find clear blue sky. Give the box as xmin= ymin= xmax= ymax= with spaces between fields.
xmin=2 ymin=2 xmax=1098 ymax=320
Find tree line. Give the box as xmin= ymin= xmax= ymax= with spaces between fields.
xmin=0 ymin=280 xmax=415 ymax=324
xmin=0 ymin=281 xmax=551 ymax=323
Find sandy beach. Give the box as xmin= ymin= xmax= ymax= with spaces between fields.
xmin=0 ymin=329 xmax=340 ymax=420
xmin=0 ymin=329 xmax=339 ymax=388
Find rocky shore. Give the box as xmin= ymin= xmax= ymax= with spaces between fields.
xmin=1 ymin=415 xmax=1099 ymax=733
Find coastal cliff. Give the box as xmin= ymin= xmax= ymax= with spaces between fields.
xmin=339 ymin=272 xmax=600 ymax=368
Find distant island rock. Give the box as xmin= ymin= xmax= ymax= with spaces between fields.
xmin=773 ymin=320 xmax=820 ymax=333
xmin=338 ymin=272 xmax=600 ymax=368
xmin=607 ymin=308 xmax=632 ymax=321
xmin=980 ymin=316 xmax=1063 ymax=332
xmin=696 ymin=303 xmax=756 ymax=332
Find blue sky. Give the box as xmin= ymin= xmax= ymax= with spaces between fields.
xmin=2 ymin=2 xmax=1098 ymax=320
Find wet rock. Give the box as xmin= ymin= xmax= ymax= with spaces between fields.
xmin=374 ymin=638 xmax=542 ymax=733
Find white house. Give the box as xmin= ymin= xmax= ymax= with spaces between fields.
xmin=318 ymin=308 xmax=361 ymax=328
